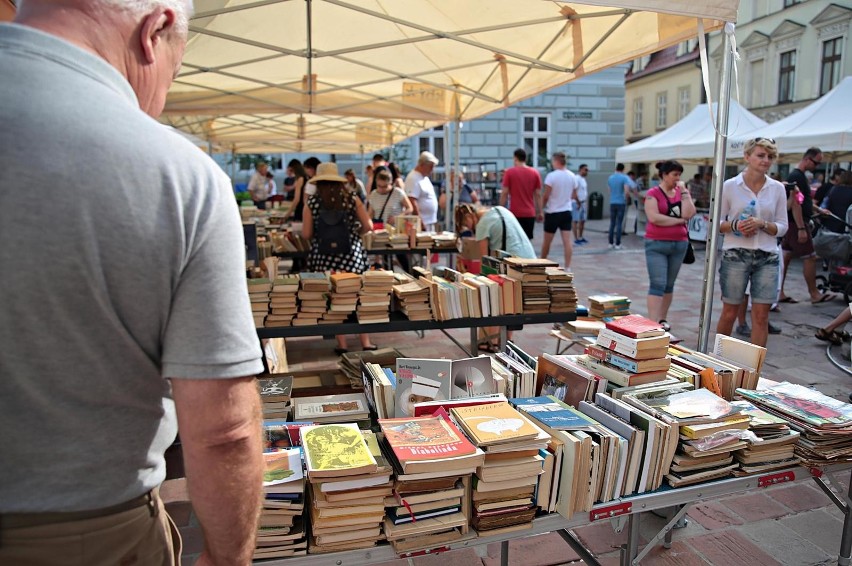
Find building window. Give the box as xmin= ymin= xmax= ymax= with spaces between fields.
xmin=820 ymin=37 xmax=843 ymax=96
xmin=675 ymin=39 xmax=698 ymax=57
xmin=632 ymin=98 xmax=643 ymax=134
xmin=778 ymin=50 xmax=796 ymax=103
xmin=632 ymin=55 xmax=651 ymax=73
xmin=678 ymin=87 xmax=690 ymax=120
xmin=656 ymin=92 xmax=667 ymax=129
xmin=748 ymin=58 xmax=765 ymax=107
xmin=521 ymin=114 xmax=550 ymax=168
xmin=418 ymin=126 xmax=444 ymax=160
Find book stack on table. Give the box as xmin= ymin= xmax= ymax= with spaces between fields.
xmin=378 ymin=413 xmax=482 ymax=551
xmin=587 ymin=294 xmax=631 ymax=318
xmin=258 ymin=375 xmax=293 ymax=420
xmin=578 ymin=315 xmax=672 ymax=389
xmin=248 ymin=277 xmax=272 ymax=328
xmin=301 ymin=424 xmax=392 ymax=553
xmin=339 ymin=347 xmax=402 ymax=390
xmin=294 ymin=273 xmax=330 ymax=326
xmin=545 ymin=267 xmax=577 ymax=313
xmin=392 ymin=277 xmax=433 ymax=321
xmin=737 ymin=382 xmax=852 ymax=468
xmin=451 ymin=401 xmax=550 ymax=536
xmin=729 ymin=399 xmax=800 ymax=475
xmin=255 ymin=448 xmax=308 ymax=560
xmin=358 ymin=270 xmax=394 ymax=324
xmin=625 ymin=388 xmax=747 ymax=487
xmin=267 ymin=275 xmax=299 ymax=327
xmin=503 ymin=257 xmax=559 ymax=314
xmin=325 ymin=273 xmax=361 ymax=325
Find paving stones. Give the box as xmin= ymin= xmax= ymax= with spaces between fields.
xmin=779 ymin=509 xmax=845 ymax=558
xmin=738 ymin=519 xmax=833 ymax=565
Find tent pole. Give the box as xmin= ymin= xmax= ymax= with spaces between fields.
xmin=442 ymin=122 xmax=452 ymax=231
xmin=360 ymin=144 xmax=365 ymax=183
xmin=697 ymin=28 xmax=735 ymax=353
xmin=450 ymin=120 xmax=461 ymax=232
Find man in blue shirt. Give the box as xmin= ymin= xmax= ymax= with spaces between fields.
xmin=607 ymin=163 xmax=633 ymax=249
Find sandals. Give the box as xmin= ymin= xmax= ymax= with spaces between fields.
xmin=815 ymin=328 xmax=843 ymax=345
xmin=659 ymin=320 xmax=671 ymax=332
xmin=779 ymin=296 xmax=799 ymax=304
xmin=811 ymin=293 xmax=836 ymax=304
xmin=835 ymin=330 xmax=852 ymax=342
xmin=362 ymin=345 xmax=378 ymax=351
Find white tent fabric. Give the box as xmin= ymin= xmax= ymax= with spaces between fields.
xmin=165 ymin=0 xmax=737 ymax=150
xmin=615 ymin=100 xmax=767 ymax=164
xmin=733 ymin=76 xmax=852 ymax=162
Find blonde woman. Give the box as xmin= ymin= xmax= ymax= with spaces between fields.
xmin=716 ymin=138 xmax=788 ymax=347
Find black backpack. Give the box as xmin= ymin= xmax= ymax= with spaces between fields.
xmin=315 ymin=208 xmax=352 ymax=255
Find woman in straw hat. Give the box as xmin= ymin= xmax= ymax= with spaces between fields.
xmin=303 ymin=162 xmax=376 ymax=353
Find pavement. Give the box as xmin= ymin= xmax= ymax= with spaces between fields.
xmin=164 ymin=214 xmax=852 ymax=565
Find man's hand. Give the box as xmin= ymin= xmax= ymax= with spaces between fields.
xmin=798 ymin=228 xmax=809 ymax=243
xmin=536 ymin=213 xmax=544 ymax=223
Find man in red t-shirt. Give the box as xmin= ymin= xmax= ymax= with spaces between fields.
xmin=500 ymin=148 xmax=543 ymax=239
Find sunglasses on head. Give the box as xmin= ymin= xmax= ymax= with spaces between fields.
xmin=752 ymin=137 xmax=776 ymax=145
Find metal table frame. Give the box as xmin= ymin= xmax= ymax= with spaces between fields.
xmin=253 ymin=464 xmax=852 ymax=565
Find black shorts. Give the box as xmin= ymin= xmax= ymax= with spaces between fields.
xmin=516 ymin=216 xmax=536 ymax=239
xmin=544 ymin=211 xmax=573 ymax=233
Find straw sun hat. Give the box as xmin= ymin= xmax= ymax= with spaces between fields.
xmin=310 ymin=162 xmax=348 ymax=183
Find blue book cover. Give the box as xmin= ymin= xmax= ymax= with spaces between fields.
xmin=383 ymin=367 xmax=397 ymax=388
xmin=510 ymin=396 xmax=599 ymax=431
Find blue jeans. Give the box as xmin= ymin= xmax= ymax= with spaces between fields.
xmin=719 ymin=248 xmax=780 ymax=304
xmin=609 ymin=204 xmax=626 ymax=245
xmin=645 ymin=239 xmax=688 ymax=296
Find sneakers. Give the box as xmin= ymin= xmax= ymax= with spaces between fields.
xmin=736 ymin=323 xmax=751 ymax=337
xmin=579 ymin=238 xmax=588 ymax=244
xmin=608 ymin=243 xmax=615 ymax=249
xmin=574 ymin=239 xmax=586 ymax=246
xmin=614 ymin=244 xmax=623 ymax=250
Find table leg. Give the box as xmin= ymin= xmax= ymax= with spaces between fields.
xmin=499 ymin=326 xmax=508 ymax=350
xmin=620 ymin=513 xmax=640 ymax=566
xmin=471 ymin=327 xmax=478 ymax=357
xmin=500 ymin=539 xmax=509 ymax=566
xmin=840 ymin=472 xmax=852 ymax=566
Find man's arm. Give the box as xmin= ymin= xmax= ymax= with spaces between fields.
xmin=623 ymin=183 xmax=631 ymax=203
xmin=541 ymin=184 xmax=553 ymax=211
xmin=409 ymin=196 xmax=421 ymax=216
xmin=790 ymin=192 xmax=808 ymax=243
xmin=172 ymin=377 xmax=264 ymax=566
xmin=499 ymin=184 xmax=509 ymax=207
xmin=534 ymin=186 xmax=543 ymax=221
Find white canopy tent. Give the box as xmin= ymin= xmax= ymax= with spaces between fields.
xmin=732 ymin=76 xmax=852 ymax=163
xmin=615 ymin=101 xmax=767 ymax=164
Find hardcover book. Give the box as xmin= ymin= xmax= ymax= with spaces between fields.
xmin=605 ymin=315 xmax=665 ymax=339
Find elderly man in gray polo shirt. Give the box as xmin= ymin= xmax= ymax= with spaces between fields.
xmin=0 ymin=1 xmax=264 ymax=565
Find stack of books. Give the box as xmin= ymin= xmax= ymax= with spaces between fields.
xmin=389 ymin=232 xmax=409 ymax=250
xmin=588 ymin=294 xmax=631 ymax=318
xmin=737 ymin=382 xmax=852 ymax=467
xmin=248 ymin=277 xmax=272 ymax=328
xmin=359 ymin=270 xmax=394 ymax=324
xmin=361 ymin=360 xmax=397 ymax=419
xmin=326 ymin=273 xmax=361 ymax=324
xmin=367 ymin=229 xmax=390 ymax=248
xmin=293 ymin=393 xmax=371 ymax=427
xmin=267 ymin=275 xmax=300 ymax=327
xmin=339 ymin=347 xmax=402 ymax=390
xmin=432 ymin=232 xmax=459 ymax=249
xmin=301 ymin=424 xmax=391 ymax=553
xmin=294 ymin=273 xmax=330 ymax=326
xmin=730 ymin=400 xmax=800 ymax=475
xmin=393 ymin=278 xmax=433 ymax=321
xmin=378 ymin=413 xmax=481 ymax=551
xmin=503 ymin=258 xmax=558 ymax=314
xmin=579 ymin=315 xmax=672 ymax=389
xmin=451 ymin=402 xmax=550 ymax=535
xmin=415 ymin=232 xmax=434 ymax=248
xmin=256 ymin=448 xmax=307 ymax=560
xmin=559 ymin=319 xmax=606 ymax=340
xmin=626 ymin=388 xmax=744 ymax=487
xmin=546 ymin=268 xmax=577 ymax=313
xmin=258 ymin=375 xmax=293 ymax=420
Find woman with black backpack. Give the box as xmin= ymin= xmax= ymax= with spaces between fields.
xmin=302 ymin=162 xmax=376 ymax=353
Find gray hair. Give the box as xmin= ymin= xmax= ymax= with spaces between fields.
xmin=19 ymin=0 xmax=194 ymax=33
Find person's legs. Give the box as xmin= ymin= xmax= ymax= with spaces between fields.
xmin=517 ymin=217 xmax=535 ymax=240
xmin=737 ymin=299 xmax=748 ymax=326
xmin=802 ymin=256 xmax=824 ymax=301
xmin=578 ymin=219 xmax=586 ymax=240
xmin=359 ymin=334 xmax=375 ymax=348
xmin=717 ymin=249 xmax=750 ymax=336
xmin=825 ymin=308 xmax=852 ymax=332
xmin=779 ymin=250 xmax=793 ymax=300
xmin=658 ymin=240 xmax=687 ymax=322
xmin=542 ymin=213 xmax=557 ymax=259
xmin=717 ymin=302 xmax=741 ymax=337
xmin=750 ymin=304 xmax=771 ymax=347
xmin=541 ymin=230 xmax=555 ymax=260
xmin=608 ymin=205 xmax=618 ymax=246
xmin=613 ymin=205 xmax=626 ymax=246
xmin=336 ymin=335 xmax=347 ymax=350
xmin=645 ymin=240 xmax=668 ymax=322
xmin=560 ymin=228 xmax=573 ymax=268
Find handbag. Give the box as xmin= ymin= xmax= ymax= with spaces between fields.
xmin=683 ymin=241 xmax=696 ymax=264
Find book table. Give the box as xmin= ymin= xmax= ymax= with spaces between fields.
xmin=257 ymin=311 xmax=577 ymax=357
xmin=253 ymin=463 xmax=852 ymax=566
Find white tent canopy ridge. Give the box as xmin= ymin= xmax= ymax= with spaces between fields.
xmin=615 ymin=100 xmax=767 ymax=164
xmin=166 ymin=0 xmax=734 ymax=124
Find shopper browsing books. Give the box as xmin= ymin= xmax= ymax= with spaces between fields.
xmin=716 ymin=138 xmax=788 ymax=347
xmin=302 ymin=162 xmax=376 ymax=352
xmin=454 ymin=204 xmax=536 ymax=259
xmin=284 ymin=158 xmax=310 ymax=222
xmin=643 ymin=160 xmax=695 ymax=331
xmin=405 ymin=151 xmax=440 ymax=231
xmin=367 ymin=168 xmax=413 ymax=224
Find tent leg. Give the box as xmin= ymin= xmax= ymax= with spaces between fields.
xmin=697 ymin=26 xmax=735 ymax=353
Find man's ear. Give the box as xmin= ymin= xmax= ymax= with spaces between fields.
xmin=139 ymin=7 xmax=176 ymax=64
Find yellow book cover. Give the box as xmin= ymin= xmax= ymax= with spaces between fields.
xmin=451 ymin=402 xmax=541 ymax=446
xmin=300 ymin=423 xmax=378 ymax=478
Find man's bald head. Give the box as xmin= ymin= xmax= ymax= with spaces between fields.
xmin=16 ymin=0 xmax=194 ymax=117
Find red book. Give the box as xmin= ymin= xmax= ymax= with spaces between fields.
xmin=378 ymin=415 xmax=478 ymax=463
xmin=605 ymin=314 xmax=665 ymax=339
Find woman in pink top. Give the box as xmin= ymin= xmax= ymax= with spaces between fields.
xmin=643 ymin=160 xmax=696 ymax=331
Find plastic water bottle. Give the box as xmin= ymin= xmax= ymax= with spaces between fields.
xmin=733 ymin=199 xmax=756 ymax=237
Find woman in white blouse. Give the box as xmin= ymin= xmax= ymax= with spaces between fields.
xmin=716 ymin=138 xmax=788 ymax=347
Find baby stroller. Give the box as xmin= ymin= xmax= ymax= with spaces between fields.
xmin=814 ymin=204 xmax=852 ymax=302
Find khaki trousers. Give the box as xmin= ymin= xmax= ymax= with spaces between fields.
xmin=0 ymin=490 xmax=182 ymax=566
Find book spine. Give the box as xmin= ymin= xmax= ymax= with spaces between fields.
xmin=603 ymin=352 xmax=640 ymax=374
xmin=595 ymin=329 xmax=640 ymax=358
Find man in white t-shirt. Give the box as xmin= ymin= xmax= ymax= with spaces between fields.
xmin=573 ymin=163 xmax=589 ymax=245
xmin=541 ymin=152 xmax=577 ymax=268
xmin=405 ymin=151 xmax=440 ymax=230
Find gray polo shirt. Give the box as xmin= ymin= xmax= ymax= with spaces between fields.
xmin=0 ymin=24 xmax=264 ymax=512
